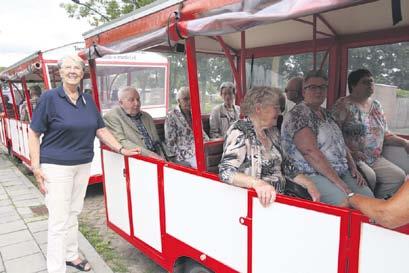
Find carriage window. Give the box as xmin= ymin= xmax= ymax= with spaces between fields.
xmin=95 ymin=52 xmax=168 ymax=118
xmin=196 ymin=53 xmax=233 ymax=114
xmin=246 ymin=51 xmax=328 ymax=91
xmin=349 ymin=43 xmax=409 ymax=135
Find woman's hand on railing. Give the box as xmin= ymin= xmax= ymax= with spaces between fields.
xmin=252 ymin=178 xmax=276 ymax=207
xmin=120 ymin=147 xmax=141 ymax=156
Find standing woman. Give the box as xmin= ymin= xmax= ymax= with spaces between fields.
xmin=28 ymin=55 xmax=139 ymax=273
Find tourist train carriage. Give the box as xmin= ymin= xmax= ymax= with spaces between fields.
xmin=80 ymin=0 xmax=409 ymax=272
xmin=0 ymin=43 xmax=170 ymax=185
xmin=82 ymin=0 xmax=409 ymax=272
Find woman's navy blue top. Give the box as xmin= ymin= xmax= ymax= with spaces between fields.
xmin=30 ymin=86 xmax=105 ymax=165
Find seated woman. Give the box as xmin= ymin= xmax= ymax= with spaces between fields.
xmin=209 ymin=82 xmax=240 ymax=139
xmin=332 ymin=69 xmax=408 ymax=199
xmin=281 ymin=70 xmax=374 ymax=207
xmin=165 ymin=87 xmax=209 ymax=168
xmin=219 ymin=86 xmax=320 ymax=207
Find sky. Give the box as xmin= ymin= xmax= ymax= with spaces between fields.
xmin=0 ymin=0 xmax=93 ymax=67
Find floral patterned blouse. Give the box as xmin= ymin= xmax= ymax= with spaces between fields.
xmin=218 ymin=118 xmax=285 ymax=193
xmin=281 ymin=102 xmax=349 ymax=177
xmin=164 ymin=106 xmax=209 ymax=166
xmin=332 ymin=97 xmax=388 ymax=166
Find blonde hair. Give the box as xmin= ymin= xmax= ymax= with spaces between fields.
xmin=241 ymin=86 xmax=281 ymax=116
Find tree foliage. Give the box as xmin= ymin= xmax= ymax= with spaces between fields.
xmin=349 ymin=43 xmax=409 ymax=90
xmin=60 ymin=0 xmax=155 ymax=26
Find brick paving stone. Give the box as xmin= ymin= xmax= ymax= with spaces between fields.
xmin=13 ymin=199 xmax=43 ymax=208
xmin=4 ymin=253 xmax=46 ymax=273
xmin=10 ymin=193 xmax=40 ymax=202
xmin=16 ymin=207 xmax=32 ymax=215
xmin=0 ymin=220 xmax=26 ymax=235
xmin=23 ymin=214 xmax=48 ymax=223
xmin=0 ymin=230 xmax=33 ymax=247
xmin=0 ymin=206 xmax=14 ymax=215
xmin=0 ymin=181 xmax=23 ymax=187
xmin=7 ymin=189 xmax=32 ymax=197
xmin=0 ymin=200 xmax=11 ymax=207
xmin=33 ymin=231 xmax=47 ymax=245
xmin=27 ymin=220 xmax=48 ymax=233
xmin=0 ymin=212 xmax=20 ymax=224
xmin=0 ymin=240 xmax=40 ymax=261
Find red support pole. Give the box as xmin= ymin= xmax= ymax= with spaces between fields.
xmin=8 ymin=82 xmax=19 ymax=120
xmin=240 ymin=31 xmax=247 ymax=98
xmin=185 ymin=37 xmax=206 ymax=172
xmin=21 ymin=77 xmax=33 ymax=120
xmin=0 ymin=84 xmax=7 ymax=118
xmin=88 ymin=59 xmax=102 ymax=111
xmin=313 ymin=14 xmax=317 ymax=70
xmin=216 ymin=36 xmax=241 ymax=100
xmin=39 ymin=52 xmax=50 ymax=90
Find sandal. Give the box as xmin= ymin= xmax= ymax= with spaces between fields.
xmin=66 ymin=259 xmax=91 ymax=272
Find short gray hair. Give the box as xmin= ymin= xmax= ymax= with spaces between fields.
xmin=303 ymin=70 xmax=328 ymax=84
xmin=176 ymin=86 xmax=190 ymax=101
xmin=219 ymin=81 xmax=235 ymax=95
xmin=241 ymin=86 xmax=281 ymax=116
xmin=118 ymin=86 xmax=138 ymax=101
xmin=57 ymin=55 xmax=85 ymax=71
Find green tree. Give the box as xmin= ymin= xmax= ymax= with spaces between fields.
xmin=60 ymin=0 xmax=155 ymax=26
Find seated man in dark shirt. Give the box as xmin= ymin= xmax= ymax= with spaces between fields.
xmin=103 ymin=86 xmax=164 ymax=160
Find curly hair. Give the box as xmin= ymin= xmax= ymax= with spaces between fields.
xmin=241 ymin=86 xmax=281 ymax=116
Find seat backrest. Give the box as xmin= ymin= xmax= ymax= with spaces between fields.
xmin=204 ymin=139 xmax=224 ymax=174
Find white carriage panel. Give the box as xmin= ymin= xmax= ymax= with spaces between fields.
xmin=359 ymin=223 xmax=409 ymax=273
xmin=0 ymin=119 xmax=5 ymax=146
xmin=90 ymin=138 xmax=102 ymax=176
xmin=9 ymin=119 xmax=20 ymax=154
xmin=143 ymin=107 xmax=166 ymax=119
xmin=128 ymin=158 xmax=162 ymax=252
xmin=6 ymin=118 xmax=11 ymax=139
xmin=21 ymin=123 xmax=30 ymax=160
xmin=17 ymin=121 xmax=25 ymax=157
xmin=164 ymin=167 xmax=248 ymax=272
xmin=102 ymin=150 xmax=130 ymax=235
xmin=252 ymin=202 xmax=341 ymax=273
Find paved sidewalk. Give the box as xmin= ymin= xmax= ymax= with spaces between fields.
xmin=0 ymin=152 xmax=113 ymax=273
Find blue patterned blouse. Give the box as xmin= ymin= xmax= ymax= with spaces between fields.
xmin=281 ymin=102 xmax=349 ymax=178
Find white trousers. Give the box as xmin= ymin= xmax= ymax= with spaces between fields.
xmin=42 ymin=163 xmax=91 ymax=273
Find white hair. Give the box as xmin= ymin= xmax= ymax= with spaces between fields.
xmin=118 ymin=86 xmax=138 ymax=101
xmin=57 ymin=55 xmax=85 ymax=70
xmin=176 ymin=86 xmax=190 ymax=101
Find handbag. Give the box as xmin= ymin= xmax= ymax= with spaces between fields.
xmin=284 ymin=178 xmax=312 ymax=201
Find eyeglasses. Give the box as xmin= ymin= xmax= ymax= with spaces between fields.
xmin=304 ymin=84 xmax=328 ymax=92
